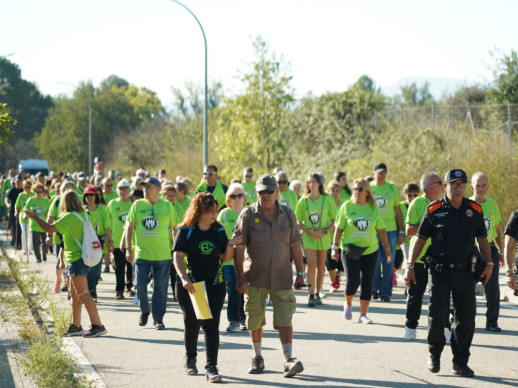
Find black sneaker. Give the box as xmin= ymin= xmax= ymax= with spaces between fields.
xmin=103 ymin=265 xmax=110 ymax=273
xmin=427 ymin=355 xmax=440 ymax=373
xmin=139 ymin=310 xmax=151 ymax=326
xmin=36 ymin=258 xmax=42 ymax=263
xmin=65 ymin=324 xmax=84 ymax=337
xmin=380 ymin=296 xmax=391 ymax=302
xmin=485 ymin=324 xmax=502 ymax=332
xmin=307 ymin=294 xmax=315 ymax=307
xmin=42 ymin=256 xmax=47 ymax=262
xmin=184 ymin=356 xmax=198 ymax=375
xmin=115 ymin=292 xmax=125 ymax=300
xmin=452 ymin=364 xmax=474 ymax=377
xmin=248 ymin=356 xmax=265 ymax=374
xmin=83 ymin=324 xmax=107 ymax=338
xmin=372 ymin=291 xmax=379 ymax=300
xmin=154 ymin=321 xmax=165 ymax=330
xmin=205 ymin=365 xmax=222 ymax=383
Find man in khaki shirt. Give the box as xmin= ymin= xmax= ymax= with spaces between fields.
xmin=234 ymin=174 xmax=305 ymax=378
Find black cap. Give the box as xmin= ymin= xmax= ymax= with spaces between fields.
xmin=444 ymin=169 xmax=468 ymax=184
xmin=256 ymin=174 xmax=278 ymax=191
xmin=130 ymin=189 xmax=144 ymax=199
xmin=373 ymin=163 xmax=387 ymax=172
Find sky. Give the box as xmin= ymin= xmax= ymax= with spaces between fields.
xmin=4 ymin=0 xmax=518 ymax=106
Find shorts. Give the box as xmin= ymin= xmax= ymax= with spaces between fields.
xmin=325 ymin=249 xmax=344 ymax=271
xmin=67 ymin=259 xmax=89 ymax=277
xmin=245 ymin=286 xmax=296 ymax=331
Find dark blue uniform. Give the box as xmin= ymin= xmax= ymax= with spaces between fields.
xmin=417 ymin=196 xmax=486 ymax=368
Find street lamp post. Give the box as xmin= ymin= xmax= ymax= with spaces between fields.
xmin=170 ymin=0 xmax=208 ymax=166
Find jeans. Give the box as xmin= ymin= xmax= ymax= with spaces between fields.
xmin=176 ymin=278 xmax=226 ymax=368
xmin=480 ymin=245 xmax=500 ymax=326
xmin=114 ymin=248 xmax=133 ymax=292
xmin=31 ymin=231 xmax=47 ymax=262
xmin=222 ymin=265 xmax=245 ymax=322
xmin=373 ymin=230 xmax=398 ymax=297
xmin=135 ymin=259 xmax=171 ymax=322
xmin=87 ymin=258 xmax=103 ymax=298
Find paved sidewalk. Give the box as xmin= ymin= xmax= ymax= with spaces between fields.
xmin=1 ymin=223 xmax=518 ymax=387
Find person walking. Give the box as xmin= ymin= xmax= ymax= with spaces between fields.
xmin=403 ymin=172 xmax=444 ymax=340
xmin=24 ymin=190 xmax=108 ymax=337
xmin=233 ymin=174 xmax=305 ymax=378
xmin=24 ymin=183 xmax=50 ymax=263
xmin=173 ymin=192 xmax=239 ymax=383
xmin=405 ymin=169 xmax=492 ymax=378
xmin=332 ymin=178 xmax=392 ymax=324
xmin=469 ymin=172 xmax=503 ymax=332
xmin=196 ymin=165 xmax=227 ymax=208
xmin=125 ymin=177 xmax=177 ymax=329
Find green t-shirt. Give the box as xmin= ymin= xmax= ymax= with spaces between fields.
xmin=406 ymin=195 xmax=431 ymax=263
xmin=104 ymin=191 xmax=118 ymax=204
xmin=86 ymin=205 xmax=110 ymax=254
xmin=127 ymin=198 xmax=178 ymax=261
xmin=217 ymin=207 xmax=241 ymax=266
xmin=49 ymin=195 xmax=63 ymax=244
xmin=335 ymin=200 xmax=385 ymax=255
xmin=54 ymin=211 xmax=87 ymax=264
xmin=25 ymin=197 xmax=50 ymax=233
xmin=469 ymin=196 xmax=502 ymax=244
xmin=106 ymin=198 xmax=132 ymax=247
xmin=371 ymin=181 xmax=402 ymax=232
xmin=242 ymin=182 xmax=257 ymax=204
xmin=176 ymin=197 xmax=190 ymax=219
xmin=15 ymin=192 xmax=34 ymax=224
xmin=340 ymin=188 xmax=352 ymax=202
xmin=295 ymin=194 xmax=337 ymax=250
xmin=197 ymin=180 xmax=226 ymax=207
xmin=279 ymin=189 xmax=298 ymax=210
xmin=399 ymin=201 xmax=410 ymax=245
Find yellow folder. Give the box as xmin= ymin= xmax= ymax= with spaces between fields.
xmin=189 ymin=281 xmax=213 ymax=320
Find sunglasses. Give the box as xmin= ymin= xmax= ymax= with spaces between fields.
xmin=245 ymin=175 xmax=252 ymax=179
xmin=84 ymin=193 xmax=96 ymax=197
xmin=353 ymin=187 xmax=364 ymax=192
xmin=35 ymin=190 xmax=43 ymax=194
xmin=407 ymin=193 xmax=418 ymax=198
xmin=24 ymin=186 xmax=31 ymax=189
xmin=258 ymin=190 xmax=275 ymax=195
xmin=203 ymin=172 xmax=216 ymax=176
xmin=277 ymin=180 xmax=288 ymax=184
xmin=105 ymin=184 xmax=113 ymax=187
xmin=230 ymin=193 xmax=244 ymax=200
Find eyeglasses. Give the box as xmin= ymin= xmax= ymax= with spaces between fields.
xmin=105 ymin=184 xmax=113 ymax=187
xmin=24 ymin=186 xmax=31 ymax=189
xmin=34 ymin=190 xmax=43 ymax=194
xmin=429 ymin=180 xmax=442 ymax=186
xmin=407 ymin=193 xmax=418 ymax=198
xmin=204 ymin=172 xmax=216 ymax=176
xmin=449 ymin=183 xmax=466 ymax=189
xmin=258 ymin=190 xmax=275 ymax=195
xmin=230 ymin=193 xmax=244 ymax=200
xmin=353 ymin=187 xmax=364 ymax=192
xmin=245 ymin=175 xmax=252 ymax=179
xmin=277 ymin=180 xmax=288 ymax=184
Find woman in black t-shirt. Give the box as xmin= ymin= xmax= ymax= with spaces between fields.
xmin=173 ymin=193 xmax=239 ymax=383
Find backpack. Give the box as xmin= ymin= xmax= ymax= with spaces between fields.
xmin=71 ymin=212 xmax=103 ymax=267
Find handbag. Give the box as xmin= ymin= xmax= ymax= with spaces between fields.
xmin=344 ymin=243 xmax=368 ymax=260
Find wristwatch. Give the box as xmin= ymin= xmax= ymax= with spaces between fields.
xmin=407 ymin=264 xmax=415 ymax=269
xmin=297 ymin=272 xmax=304 ymax=276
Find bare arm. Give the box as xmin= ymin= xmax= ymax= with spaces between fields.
xmin=504 ymin=234 xmax=516 ymax=290
xmin=234 ymin=245 xmax=247 ymax=294
xmin=406 ymin=223 xmax=419 ymax=237
xmin=125 ymin=222 xmax=135 ymax=263
xmin=395 ymin=205 xmax=405 ymax=245
xmin=291 ymin=241 xmax=305 ymax=289
xmin=173 ymin=251 xmax=194 ymax=294
xmin=331 ymin=227 xmax=344 ymax=261
xmin=23 ymin=210 xmax=58 ymax=234
xmin=376 ymin=228 xmax=393 ymax=263
xmin=476 ymin=237 xmax=494 ymax=286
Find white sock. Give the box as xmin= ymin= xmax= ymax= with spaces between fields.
xmin=252 ymin=341 xmax=262 ymax=357
xmin=282 ymin=343 xmax=292 ymax=360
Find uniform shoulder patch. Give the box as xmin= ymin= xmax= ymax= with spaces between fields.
xmin=427 ymin=201 xmax=442 ymax=214
xmin=467 ymin=200 xmax=482 ymax=213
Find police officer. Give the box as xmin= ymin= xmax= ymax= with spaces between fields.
xmin=405 ymin=169 xmax=492 ymax=378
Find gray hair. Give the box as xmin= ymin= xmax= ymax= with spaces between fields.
xmin=275 ymin=170 xmax=288 ymax=180
xmin=471 ymin=171 xmax=488 ymax=185
xmin=420 ymin=171 xmax=440 ymax=192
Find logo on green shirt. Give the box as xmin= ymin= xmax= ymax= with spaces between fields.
xmin=142 ymin=216 xmax=158 ymax=230
xmin=375 ymin=196 xmax=387 ymax=208
xmin=199 ymin=241 xmax=215 ymax=254
xmin=484 ymin=217 xmax=491 ymax=231
xmin=354 ymin=217 xmax=371 ymax=231
xmin=119 ymin=212 xmax=128 ymax=223
xmin=309 ymin=212 xmax=321 ymax=225
xmin=35 ymin=207 xmax=43 ymax=216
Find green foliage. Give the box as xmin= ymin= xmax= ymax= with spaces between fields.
xmin=394 ymin=81 xmax=434 ymax=106
xmin=0 ymin=102 xmax=16 ymax=150
xmin=35 ymin=78 xmax=164 ymax=172
xmin=490 ymin=49 xmax=518 ymax=103
xmin=211 ymin=36 xmax=293 ymax=178
xmin=0 ymin=58 xmax=53 ymax=141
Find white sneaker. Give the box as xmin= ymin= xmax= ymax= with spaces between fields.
xmin=358 ymin=315 xmax=373 ymax=324
xmin=404 ymin=327 xmax=417 ymax=340
xmin=444 ymin=327 xmax=451 ymax=344
xmin=343 ymin=303 xmax=352 ymax=320
xmin=132 ymin=295 xmax=139 ymax=304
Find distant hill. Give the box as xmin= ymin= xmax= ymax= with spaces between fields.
xmin=381 ymin=76 xmax=484 ymax=100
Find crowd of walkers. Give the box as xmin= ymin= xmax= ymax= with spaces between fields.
xmin=1 ymin=161 xmax=517 ymax=382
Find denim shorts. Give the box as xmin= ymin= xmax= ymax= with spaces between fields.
xmin=67 ymin=258 xmax=89 ymax=277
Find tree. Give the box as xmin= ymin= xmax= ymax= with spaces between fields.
xmin=211 ymin=36 xmax=293 ymax=176
xmin=394 ymin=82 xmax=434 ymax=106
xmin=490 ymin=49 xmax=518 ymax=104
xmin=35 ymin=77 xmax=164 ymax=172
xmin=0 ymin=58 xmax=53 ymax=141
xmin=0 ymin=103 xmax=16 ymax=150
